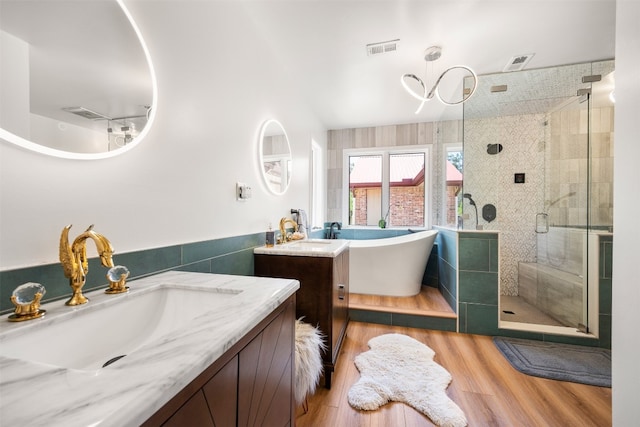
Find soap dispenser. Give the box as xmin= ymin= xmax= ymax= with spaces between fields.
xmin=266 ymin=224 xmax=275 ymax=247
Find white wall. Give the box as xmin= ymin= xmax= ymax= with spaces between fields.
xmin=0 ymin=31 xmax=30 ymax=138
xmin=29 ymin=114 xmax=108 ymax=153
xmin=0 ymin=1 xmax=326 ymax=269
xmin=612 ymin=0 xmax=640 ymax=423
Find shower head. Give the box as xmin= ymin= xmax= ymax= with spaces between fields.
xmin=463 ymin=193 xmax=476 ymax=206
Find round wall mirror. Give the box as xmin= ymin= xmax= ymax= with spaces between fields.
xmin=0 ymin=0 xmax=156 ymax=159
xmin=259 ymin=119 xmax=292 ymax=195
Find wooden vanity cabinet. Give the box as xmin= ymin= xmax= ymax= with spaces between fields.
xmin=254 ymin=248 xmax=349 ymax=389
xmin=142 ymin=295 xmax=295 ymax=427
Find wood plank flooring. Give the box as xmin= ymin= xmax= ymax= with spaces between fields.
xmin=295 ymin=321 xmax=612 ymax=427
xmin=349 ymin=286 xmax=456 ymax=318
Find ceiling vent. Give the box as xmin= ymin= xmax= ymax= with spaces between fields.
xmin=366 ymin=39 xmax=400 ymax=56
xmin=503 ymin=53 xmax=535 ymax=72
xmin=62 ymin=106 xmax=112 ymax=121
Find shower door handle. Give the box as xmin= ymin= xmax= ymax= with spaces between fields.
xmin=536 ymin=213 xmax=549 ymax=233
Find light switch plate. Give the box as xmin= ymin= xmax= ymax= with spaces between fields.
xmin=236 ymin=182 xmax=252 ymax=200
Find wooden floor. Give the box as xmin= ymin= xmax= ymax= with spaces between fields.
xmin=349 ymin=286 xmax=456 ymax=318
xmin=295 ymin=321 xmax=612 ymax=427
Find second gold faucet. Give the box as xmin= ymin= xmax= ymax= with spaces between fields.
xmin=279 ymin=217 xmax=299 ymax=243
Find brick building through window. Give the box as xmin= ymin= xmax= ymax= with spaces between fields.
xmin=349 ymin=153 xmax=462 ymax=227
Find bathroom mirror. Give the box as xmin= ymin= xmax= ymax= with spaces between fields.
xmin=259 ymin=119 xmax=292 ymax=195
xmin=0 ymin=0 xmax=156 ymax=159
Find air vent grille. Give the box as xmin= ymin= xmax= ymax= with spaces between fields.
xmin=366 ymin=39 xmax=400 ymax=56
xmin=582 ymin=75 xmax=602 ymax=83
xmin=62 ymin=106 xmax=112 ymax=121
xmin=503 ymin=53 xmax=535 ymax=72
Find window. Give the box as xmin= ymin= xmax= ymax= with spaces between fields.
xmin=310 ymin=140 xmax=324 ymax=229
xmin=348 ymin=154 xmax=382 ymax=225
xmin=444 ymin=144 xmax=463 ymax=227
xmin=345 ymin=147 xmax=430 ymax=227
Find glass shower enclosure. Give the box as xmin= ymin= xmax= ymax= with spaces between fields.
xmin=462 ymin=60 xmax=614 ymax=336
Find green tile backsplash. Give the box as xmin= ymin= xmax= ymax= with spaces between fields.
xmin=2 ymin=228 xmax=612 ymax=350
xmin=457 ymin=232 xmax=500 ymax=335
xmin=434 ymin=228 xmax=458 ymax=312
xmin=458 ymin=238 xmax=493 ymax=271
xmin=459 ymin=271 xmax=499 ymax=305
xmin=433 ymin=228 xmax=611 ymax=349
xmin=0 ymin=233 xmax=263 ymax=314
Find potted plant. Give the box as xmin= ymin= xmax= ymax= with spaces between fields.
xmin=378 ymin=208 xmax=390 ymax=229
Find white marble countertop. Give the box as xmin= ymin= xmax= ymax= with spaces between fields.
xmin=254 ymin=238 xmax=349 ymax=257
xmin=0 ymin=271 xmax=299 ymax=426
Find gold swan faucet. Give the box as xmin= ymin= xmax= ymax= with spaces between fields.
xmin=59 ymin=224 xmax=115 ymax=306
xmin=279 ymin=217 xmax=299 ymax=243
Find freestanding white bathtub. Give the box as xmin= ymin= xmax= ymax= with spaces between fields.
xmin=348 ymin=230 xmax=438 ymax=297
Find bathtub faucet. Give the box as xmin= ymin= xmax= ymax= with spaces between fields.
xmin=327 ymin=222 xmax=342 ymax=239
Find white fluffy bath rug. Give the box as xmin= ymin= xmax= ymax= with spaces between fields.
xmin=348 ymin=333 xmax=467 ymax=427
xmin=294 ymin=319 xmax=326 ymax=406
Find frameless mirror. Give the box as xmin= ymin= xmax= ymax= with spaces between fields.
xmin=259 ymin=119 xmax=292 ymax=195
xmin=0 ymin=0 xmax=156 ymax=159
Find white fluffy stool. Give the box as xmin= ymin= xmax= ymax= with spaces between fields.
xmin=294 ymin=318 xmax=326 ymax=412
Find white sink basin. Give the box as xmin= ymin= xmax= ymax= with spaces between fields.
xmin=0 ymin=285 xmax=241 ymax=371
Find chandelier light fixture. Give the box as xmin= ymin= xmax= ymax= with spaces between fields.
xmin=401 ymin=46 xmax=478 ymax=114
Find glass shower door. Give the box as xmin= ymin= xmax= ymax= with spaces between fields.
xmin=463 ymin=60 xmax=614 ymax=335
xmin=536 ymin=93 xmax=590 ymax=331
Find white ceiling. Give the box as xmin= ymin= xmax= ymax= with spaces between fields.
xmin=0 ymin=0 xmax=617 ymax=132
xmin=251 ymin=0 xmax=616 ymax=129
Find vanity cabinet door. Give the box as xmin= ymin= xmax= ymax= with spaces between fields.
xmin=332 ymin=250 xmax=349 ymax=365
xmin=238 ymin=303 xmax=294 ymax=426
xmin=162 ymin=390 xmax=214 ymax=427
xmin=202 ymin=356 xmax=238 ymax=426
xmin=165 ymin=358 xmax=239 ymax=427
xmin=144 ymin=296 xmax=295 ymax=427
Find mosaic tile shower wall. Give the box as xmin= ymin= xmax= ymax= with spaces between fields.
xmin=463 ymin=104 xmax=614 ymax=296
xmin=463 ymin=114 xmax=546 ymax=295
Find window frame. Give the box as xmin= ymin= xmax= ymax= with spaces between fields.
xmin=443 ymin=142 xmax=463 ymax=228
xmin=342 ymin=145 xmax=432 ymax=228
xmin=310 ymin=139 xmax=324 ymax=229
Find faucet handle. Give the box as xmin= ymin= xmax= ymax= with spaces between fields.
xmin=8 ymin=282 xmax=46 ymax=322
xmin=105 ymin=265 xmax=130 ymax=294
